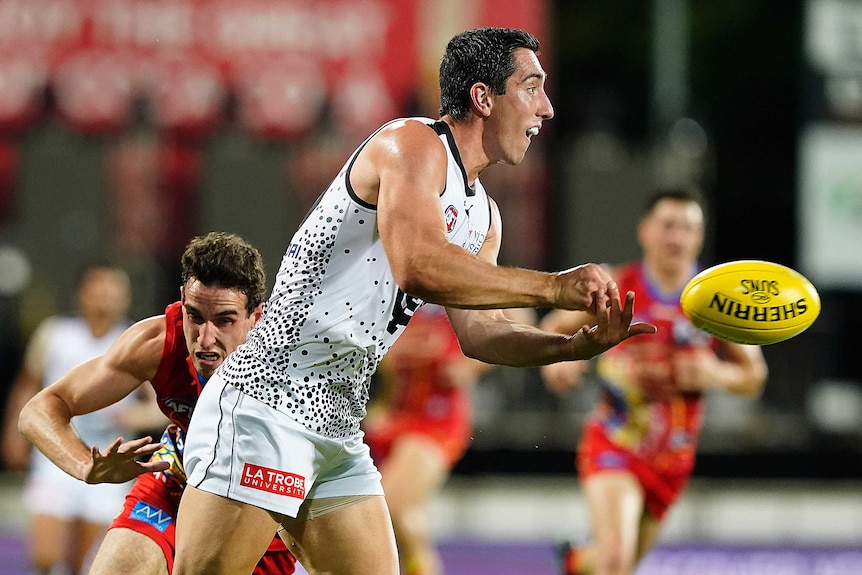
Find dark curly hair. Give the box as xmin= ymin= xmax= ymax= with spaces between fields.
xmin=181 ymin=231 xmax=266 ymax=313
xmin=439 ymin=27 xmax=540 ymax=120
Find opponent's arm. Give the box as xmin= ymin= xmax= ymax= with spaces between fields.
xmin=673 ymin=341 xmax=768 ymax=397
xmin=1 ymin=320 xmax=53 ymax=470
xmin=536 ymin=308 xmax=596 ymax=394
xmin=18 ymin=316 xmax=171 ymax=484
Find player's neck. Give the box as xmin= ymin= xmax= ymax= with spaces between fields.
xmin=86 ymin=315 xmax=117 ymax=338
xmin=441 ymin=115 xmax=490 ymax=184
xmin=644 ymin=260 xmax=690 ymax=293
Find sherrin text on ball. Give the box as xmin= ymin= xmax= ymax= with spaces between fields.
xmin=679 ymin=260 xmax=821 ymax=345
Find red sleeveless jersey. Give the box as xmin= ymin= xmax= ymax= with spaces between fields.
xmin=577 ymin=262 xmax=722 ymax=519
xmin=588 ymin=262 xmax=717 ymax=467
xmin=365 ymin=304 xmax=472 ymax=466
xmin=151 ymin=301 xmax=201 ymax=431
xmin=109 ymin=301 xmax=295 ymax=574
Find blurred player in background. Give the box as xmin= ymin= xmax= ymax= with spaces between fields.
xmin=364 ymin=304 xmax=520 ymax=574
xmin=1 ymin=262 xmax=162 ymax=575
xmin=364 ymin=303 xmax=480 ymax=575
xmin=365 ymin=304 xmax=536 ymax=575
xmin=540 ymin=188 xmax=769 ymax=575
xmin=16 ymin=232 xmax=296 ymax=575
xmin=171 ymin=27 xmax=655 ymax=575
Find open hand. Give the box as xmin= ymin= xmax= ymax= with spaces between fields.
xmin=83 ymin=435 xmax=170 ymax=484
xmin=571 ymin=282 xmax=656 ymax=359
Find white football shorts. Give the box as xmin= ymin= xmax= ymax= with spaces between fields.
xmin=24 ymin=456 xmax=132 ymax=523
xmin=184 ymin=372 xmax=383 ymax=518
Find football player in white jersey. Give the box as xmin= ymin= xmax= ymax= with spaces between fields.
xmin=1 ymin=262 xmax=162 ymax=575
xmin=172 ymin=27 xmax=657 ymax=575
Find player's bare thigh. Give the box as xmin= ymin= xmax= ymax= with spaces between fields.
xmin=173 ymin=485 xmax=280 ymax=575
xmin=380 ymin=434 xmax=450 ymax=513
xmin=28 ymin=514 xmax=67 ymax=568
xmin=88 ymin=528 xmax=169 ymax=575
xmin=281 ymin=495 xmax=398 ymax=575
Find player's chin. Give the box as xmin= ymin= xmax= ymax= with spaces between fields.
xmin=193 ymin=358 xmax=222 ymax=380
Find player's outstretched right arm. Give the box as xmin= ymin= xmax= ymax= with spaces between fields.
xmin=18 ymin=316 xmax=171 ymax=484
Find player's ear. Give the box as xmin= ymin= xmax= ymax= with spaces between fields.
xmin=251 ymin=302 xmax=264 ymax=325
xmin=470 ymin=82 xmax=493 ymax=117
xmin=636 ymin=219 xmax=648 ymax=248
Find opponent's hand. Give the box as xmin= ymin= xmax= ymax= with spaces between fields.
xmin=540 ymin=361 xmax=590 ymax=395
xmin=83 ymin=435 xmax=170 ymax=484
xmin=569 ymin=282 xmax=656 ymax=360
xmin=553 ymin=264 xmax=614 ymax=311
xmin=673 ymin=348 xmax=722 ymax=392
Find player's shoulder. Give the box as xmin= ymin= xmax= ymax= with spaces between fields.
xmin=30 ymin=315 xmax=63 ymax=338
xmin=114 ymin=315 xmax=168 ymax=356
xmin=372 ymin=118 xmax=446 ymax=155
xmin=378 ymin=117 xmax=437 ymax=135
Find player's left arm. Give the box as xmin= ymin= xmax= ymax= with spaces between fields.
xmin=446 ymin=200 xmax=653 ymax=367
xmin=673 ymin=342 xmax=768 ymax=397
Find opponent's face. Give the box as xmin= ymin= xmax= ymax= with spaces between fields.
xmin=181 ymin=278 xmax=262 ymax=380
xmin=487 ymin=48 xmax=554 ymax=166
xmin=77 ymin=267 xmax=131 ymax=326
xmin=638 ymin=199 xmax=704 ymax=275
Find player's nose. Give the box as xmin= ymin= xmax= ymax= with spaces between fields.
xmin=197 ymin=322 xmax=217 ymax=346
xmin=540 ymin=91 xmax=554 ymax=120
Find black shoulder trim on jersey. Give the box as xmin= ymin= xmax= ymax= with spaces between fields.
xmin=432 ymin=120 xmax=473 ymax=197
xmin=345 ymin=149 xmax=376 ymax=209
xmin=344 ymin=120 xmax=405 ymax=210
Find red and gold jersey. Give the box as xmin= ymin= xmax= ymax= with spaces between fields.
xmin=589 ymin=262 xmax=717 ymax=469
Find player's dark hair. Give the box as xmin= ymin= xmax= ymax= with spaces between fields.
xmin=439 ymin=27 xmax=540 ymax=120
xmin=181 ymin=231 xmax=266 ymax=314
xmin=643 ymin=186 xmax=707 ymax=219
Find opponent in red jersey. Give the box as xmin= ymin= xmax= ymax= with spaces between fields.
xmin=18 ymin=232 xmax=296 ymax=575
xmin=540 ymin=189 xmax=768 ymax=575
xmin=364 ymin=303 xmax=481 ymax=575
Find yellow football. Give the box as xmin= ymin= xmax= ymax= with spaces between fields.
xmin=680 ymin=260 xmax=821 ymax=345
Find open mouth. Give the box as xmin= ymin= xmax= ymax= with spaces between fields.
xmin=526 ymin=126 xmax=539 ymax=138
xmin=196 ymin=352 xmax=220 ymax=362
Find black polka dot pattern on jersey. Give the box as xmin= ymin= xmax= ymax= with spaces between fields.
xmin=217 ymin=118 xmax=492 ymax=439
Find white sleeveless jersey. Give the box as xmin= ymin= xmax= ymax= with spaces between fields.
xmin=29 ymin=316 xmax=132 ymax=475
xmin=220 ymin=118 xmax=492 ymax=438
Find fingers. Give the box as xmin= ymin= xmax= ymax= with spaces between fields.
xmin=593 ymin=286 xmax=608 ymax=330
xmin=105 ymin=436 xmax=126 ymax=453
xmin=141 ymin=460 xmax=172 ymax=473
xmin=95 ymin=436 xmax=164 ymax=458
xmin=630 ymin=322 xmax=658 ymax=336
xmin=584 ymin=284 xmax=657 ymax=347
xmin=593 ymin=282 xmax=621 ymax=340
